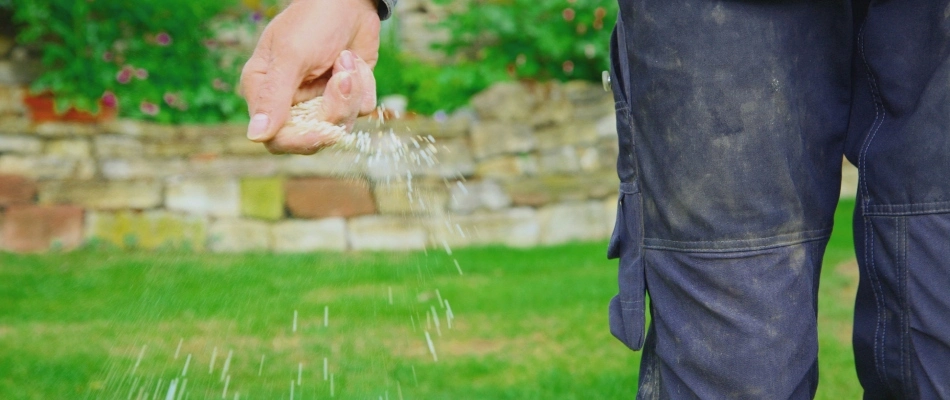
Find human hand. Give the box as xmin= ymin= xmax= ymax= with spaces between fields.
xmin=240 ymin=0 xmax=380 ymax=154
xmin=268 ymin=50 xmax=376 ymax=154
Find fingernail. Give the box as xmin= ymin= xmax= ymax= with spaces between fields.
xmin=341 ymin=50 xmax=355 ymax=71
xmin=247 ymin=113 xmax=269 ymax=141
xmin=339 ymin=73 xmax=352 ymax=98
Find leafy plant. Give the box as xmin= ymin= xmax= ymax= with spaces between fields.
xmin=10 ymin=0 xmax=258 ymax=124
xmin=433 ymin=0 xmax=617 ymax=83
xmin=375 ymin=25 xmax=497 ymax=116
xmin=375 ymin=0 xmax=617 ymax=115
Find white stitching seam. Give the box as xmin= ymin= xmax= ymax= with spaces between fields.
xmin=644 ymin=235 xmax=830 ymax=254
xmin=858 ymin=21 xmax=892 ymax=392
xmin=898 ymin=216 xmax=906 ymax=396
xmin=868 ymin=216 xmax=890 ymax=391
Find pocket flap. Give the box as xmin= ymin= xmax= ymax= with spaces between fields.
xmin=606 ymin=187 xmax=646 ymax=351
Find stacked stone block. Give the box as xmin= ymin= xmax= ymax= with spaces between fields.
xmin=0 ymin=80 xmax=628 ymax=253
xmin=0 ymin=78 xmax=865 ymax=253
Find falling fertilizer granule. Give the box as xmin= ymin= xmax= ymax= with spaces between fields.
xmin=97 ymin=97 xmax=469 ymax=399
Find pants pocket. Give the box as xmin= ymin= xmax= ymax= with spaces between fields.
xmin=607 ymin=181 xmax=646 ymax=351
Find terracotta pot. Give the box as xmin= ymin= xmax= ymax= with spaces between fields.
xmin=22 ymin=91 xmax=117 ymax=123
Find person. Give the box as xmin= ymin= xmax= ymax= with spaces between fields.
xmin=240 ymin=0 xmax=950 ymax=398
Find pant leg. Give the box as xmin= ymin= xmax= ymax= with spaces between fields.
xmin=606 ymin=1 xmax=854 ymax=398
xmin=847 ymin=1 xmax=950 ymax=398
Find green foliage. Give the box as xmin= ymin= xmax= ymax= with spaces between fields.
xmin=375 ymin=0 xmax=617 ymax=115
xmin=433 ymin=0 xmax=617 ymax=83
xmin=4 ymin=0 xmax=618 ymax=120
xmin=10 ymin=0 xmax=254 ymax=124
xmin=375 ymin=28 xmax=500 ymax=115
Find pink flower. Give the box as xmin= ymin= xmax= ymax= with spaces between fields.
xmin=116 ymin=66 xmax=133 ymax=84
xmin=139 ymin=101 xmax=159 ymax=116
xmin=562 ymin=8 xmax=576 ymax=22
xmin=155 ymin=32 xmax=172 ymax=46
xmin=162 ymin=92 xmax=188 ymax=111
xmin=102 ymin=51 xmax=113 ymax=62
xmin=135 ymin=68 xmax=149 ymax=80
xmin=101 ymin=91 xmax=117 ymax=108
xmin=163 ymin=92 xmax=178 ymax=106
xmin=562 ymin=60 xmax=575 ymax=74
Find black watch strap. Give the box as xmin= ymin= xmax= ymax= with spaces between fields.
xmin=378 ymin=0 xmax=396 ymax=20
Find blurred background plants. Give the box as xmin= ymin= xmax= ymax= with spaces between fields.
xmin=375 ymin=24 xmax=494 ymax=116
xmin=434 ymin=0 xmax=615 ymax=83
xmin=376 ymin=0 xmax=617 ymax=115
xmin=2 ymin=0 xmax=617 ymax=121
xmin=5 ymin=0 xmax=277 ymax=124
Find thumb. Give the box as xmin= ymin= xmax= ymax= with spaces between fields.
xmin=241 ymin=56 xmax=300 ymax=142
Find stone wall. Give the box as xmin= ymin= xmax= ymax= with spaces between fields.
xmin=390 ymin=0 xmax=454 ymax=64
xmin=0 ymin=80 xmax=624 ymax=253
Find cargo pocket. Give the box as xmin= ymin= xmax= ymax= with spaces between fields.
xmin=607 ymin=181 xmax=646 ymax=351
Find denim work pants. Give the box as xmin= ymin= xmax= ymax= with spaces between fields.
xmin=607 ymin=1 xmax=950 ymax=398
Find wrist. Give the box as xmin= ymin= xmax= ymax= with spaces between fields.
xmin=376 ymin=0 xmax=395 ymax=20
xmin=365 ymin=0 xmax=390 ymax=20
xmin=291 ymin=0 xmax=376 ymax=9
xmin=287 ymin=0 xmax=379 ymax=20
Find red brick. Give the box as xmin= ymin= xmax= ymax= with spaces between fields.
xmin=0 ymin=174 xmax=37 ymax=207
xmin=1 ymin=205 xmax=83 ymax=252
xmin=285 ymin=178 xmax=376 ymax=219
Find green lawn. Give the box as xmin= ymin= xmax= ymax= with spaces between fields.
xmin=0 ymin=200 xmax=860 ymax=399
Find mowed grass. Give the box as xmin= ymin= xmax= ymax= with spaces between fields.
xmin=0 ymin=200 xmax=860 ymax=399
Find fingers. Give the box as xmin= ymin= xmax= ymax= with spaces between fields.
xmin=240 ymin=17 xmax=340 ymax=143
xmin=241 ymin=52 xmax=301 ymax=143
xmin=320 ymin=51 xmax=365 ymax=131
xmin=264 ymin=68 xmax=358 ymax=155
xmin=293 ymin=75 xmax=330 ymax=104
xmin=262 ymin=50 xmax=376 ymax=155
xmin=264 ymin=125 xmax=341 ymax=155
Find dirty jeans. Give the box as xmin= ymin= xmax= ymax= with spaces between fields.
xmin=606 ymin=1 xmax=950 ymax=398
